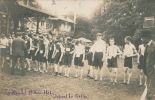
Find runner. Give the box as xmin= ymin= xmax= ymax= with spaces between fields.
xmin=0 ymin=34 xmax=9 ymax=68
xmin=123 ymin=36 xmax=137 ymax=84
xmin=53 ymin=39 xmax=64 ymax=76
xmin=43 ymin=35 xmax=49 ymax=73
xmin=8 ymin=35 xmax=14 ymax=68
xmin=22 ymin=33 xmax=32 ymax=70
xmin=107 ymin=38 xmax=122 ymax=84
xmin=35 ymin=35 xmax=46 ymax=73
xmin=63 ymin=37 xmax=74 ymax=77
xmin=137 ymin=44 xmax=147 ymax=86
xmin=31 ymin=34 xmax=39 ymax=71
xmin=92 ymin=33 xmax=106 ymax=81
xmin=87 ymin=43 xmax=95 ymax=78
xmin=73 ymin=40 xmax=85 ymax=79
xmin=48 ymin=38 xmax=56 ymax=74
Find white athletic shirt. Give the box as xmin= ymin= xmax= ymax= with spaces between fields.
xmin=89 ymin=45 xmax=95 ymax=53
xmin=138 ymin=44 xmax=145 ymax=56
xmin=124 ymin=43 xmax=137 ymax=57
xmin=44 ymin=38 xmax=49 ymax=48
xmin=107 ymin=45 xmax=121 ymax=59
xmin=0 ymin=37 xmax=8 ymax=48
xmin=93 ymin=40 xmax=106 ymax=52
xmin=74 ymin=44 xmax=85 ymax=57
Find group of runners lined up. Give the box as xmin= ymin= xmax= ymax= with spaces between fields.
xmin=0 ymin=32 xmax=147 ymax=86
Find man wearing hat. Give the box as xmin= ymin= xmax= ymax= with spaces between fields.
xmin=11 ymin=32 xmax=27 ymax=76
xmin=140 ymin=30 xmax=155 ymax=100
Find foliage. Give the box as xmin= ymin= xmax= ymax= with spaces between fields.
xmin=91 ymin=0 xmax=155 ymax=47
xmin=73 ymin=15 xmax=93 ymax=39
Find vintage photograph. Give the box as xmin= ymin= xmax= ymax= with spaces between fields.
xmin=0 ymin=0 xmax=155 ymax=100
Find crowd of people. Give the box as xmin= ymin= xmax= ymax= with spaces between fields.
xmin=0 ymin=30 xmax=155 ymax=100
xmin=0 ymin=31 xmax=146 ymax=84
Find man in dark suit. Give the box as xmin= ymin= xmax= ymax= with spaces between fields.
xmin=11 ymin=32 xmax=27 ymax=76
xmin=140 ymin=30 xmax=155 ymax=100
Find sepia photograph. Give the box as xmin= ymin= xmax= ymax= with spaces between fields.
xmin=0 ymin=0 xmax=155 ymax=100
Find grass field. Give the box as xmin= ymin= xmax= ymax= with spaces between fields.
xmin=0 ymin=58 xmax=145 ymax=100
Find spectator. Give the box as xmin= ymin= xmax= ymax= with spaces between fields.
xmin=11 ymin=32 xmax=27 ymax=76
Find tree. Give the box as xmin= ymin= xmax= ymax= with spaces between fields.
xmin=73 ymin=15 xmax=93 ymax=39
xmin=91 ymin=0 xmax=155 ymax=47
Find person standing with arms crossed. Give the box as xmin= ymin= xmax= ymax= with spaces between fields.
xmin=92 ymin=33 xmax=106 ymax=81
xmin=11 ymin=32 xmax=27 ymax=76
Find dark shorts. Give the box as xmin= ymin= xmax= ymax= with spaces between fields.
xmin=25 ymin=50 xmax=33 ymax=59
xmin=6 ymin=47 xmax=10 ymax=57
xmin=50 ymin=58 xmax=55 ymax=63
xmin=32 ymin=48 xmax=38 ymax=61
xmin=87 ymin=52 xmax=93 ymax=66
xmin=54 ymin=52 xmax=61 ymax=64
xmin=93 ymin=52 xmax=103 ymax=68
xmin=36 ymin=51 xmax=46 ymax=62
xmin=124 ymin=57 xmax=133 ymax=69
xmin=0 ymin=48 xmax=7 ymax=57
xmin=63 ymin=53 xmax=73 ymax=67
xmin=48 ymin=50 xmax=55 ymax=63
xmin=74 ymin=54 xmax=84 ymax=67
xmin=138 ymin=55 xmax=144 ymax=69
xmin=107 ymin=57 xmax=118 ymax=68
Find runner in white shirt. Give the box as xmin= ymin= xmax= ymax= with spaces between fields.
xmin=137 ymin=44 xmax=147 ymax=86
xmin=92 ymin=33 xmax=106 ymax=81
xmin=107 ymin=38 xmax=122 ymax=84
xmin=73 ymin=40 xmax=85 ymax=79
xmin=0 ymin=34 xmax=9 ymax=68
xmin=123 ymin=36 xmax=137 ymax=84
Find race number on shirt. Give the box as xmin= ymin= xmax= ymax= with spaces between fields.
xmin=66 ymin=48 xmax=70 ymax=51
xmin=40 ymin=50 xmax=43 ymax=54
xmin=50 ymin=47 xmax=52 ymax=50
